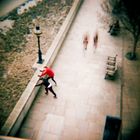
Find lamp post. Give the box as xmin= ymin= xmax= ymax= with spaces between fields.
xmin=34 ymin=25 xmax=43 ymax=64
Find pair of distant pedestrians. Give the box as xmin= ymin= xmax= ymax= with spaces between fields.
xmin=83 ymin=31 xmax=99 ymax=51
xmin=36 ymin=66 xmax=57 ymax=98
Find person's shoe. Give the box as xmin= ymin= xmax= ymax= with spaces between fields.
xmin=45 ymin=92 xmax=48 ymax=95
xmin=54 ymin=95 xmax=57 ymax=98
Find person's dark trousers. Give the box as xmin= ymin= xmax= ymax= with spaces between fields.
xmin=45 ymin=87 xmax=48 ymax=94
xmin=45 ymin=87 xmax=57 ymax=97
xmin=47 ymin=77 xmax=57 ymax=85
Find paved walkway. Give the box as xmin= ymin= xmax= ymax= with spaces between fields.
xmin=16 ymin=0 xmax=123 ymax=139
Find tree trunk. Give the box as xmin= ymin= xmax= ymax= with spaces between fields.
xmin=131 ymin=39 xmax=137 ymax=59
xmin=126 ymin=35 xmax=138 ymax=60
xmin=132 ymin=40 xmax=137 ymax=59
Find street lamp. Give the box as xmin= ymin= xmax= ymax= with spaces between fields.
xmin=34 ymin=25 xmax=43 ymax=64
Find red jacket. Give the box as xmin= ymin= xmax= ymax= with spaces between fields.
xmin=40 ymin=67 xmax=54 ymax=77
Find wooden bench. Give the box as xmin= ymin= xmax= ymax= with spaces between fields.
xmin=105 ymin=55 xmax=118 ymax=79
xmin=107 ymin=56 xmax=116 ymax=61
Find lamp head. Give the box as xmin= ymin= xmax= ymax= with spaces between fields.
xmin=34 ymin=25 xmax=42 ymax=36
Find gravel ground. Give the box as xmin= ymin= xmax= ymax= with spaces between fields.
xmin=0 ymin=0 xmax=73 ymax=130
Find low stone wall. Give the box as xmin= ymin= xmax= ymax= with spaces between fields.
xmin=0 ymin=136 xmax=30 ymax=140
xmin=0 ymin=0 xmax=83 ymax=136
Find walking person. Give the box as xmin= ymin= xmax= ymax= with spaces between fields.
xmin=93 ymin=31 xmax=98 ymax=51
xmin=38 ymin=66 xmax=57 ymax=86
xmin=35 ymin=78 xmax=57 ymax=98
xmin=83 ymin=33 xmax=89 ymax=50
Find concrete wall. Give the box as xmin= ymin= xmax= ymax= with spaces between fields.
xmin=0 ymin=0 xmax=83 ymax=136
xmin=0 ymin=135 xmax=30 ymax=140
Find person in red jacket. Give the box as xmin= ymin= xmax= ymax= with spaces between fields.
xmin=38 ymin=66 xmax=57 ymax=86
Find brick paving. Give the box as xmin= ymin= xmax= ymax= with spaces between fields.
xmin=16 ymin=0 xmax=140 ymax=140
xmin=121 ymin=35 xmax=140 ymax=140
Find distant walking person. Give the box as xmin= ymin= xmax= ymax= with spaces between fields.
xmin=36 ymin=78 xmax=57 ymax=98
xmin=83 ymin=33 xmax=89 ymax=50
xmin=38 ymin=66 xmax=57 ymax=86
xmin=93 ymin=31 xmax=98 ymax=51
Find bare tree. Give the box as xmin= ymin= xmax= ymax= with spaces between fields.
xmin=102 ymin=0 xmax=140 ymax=60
